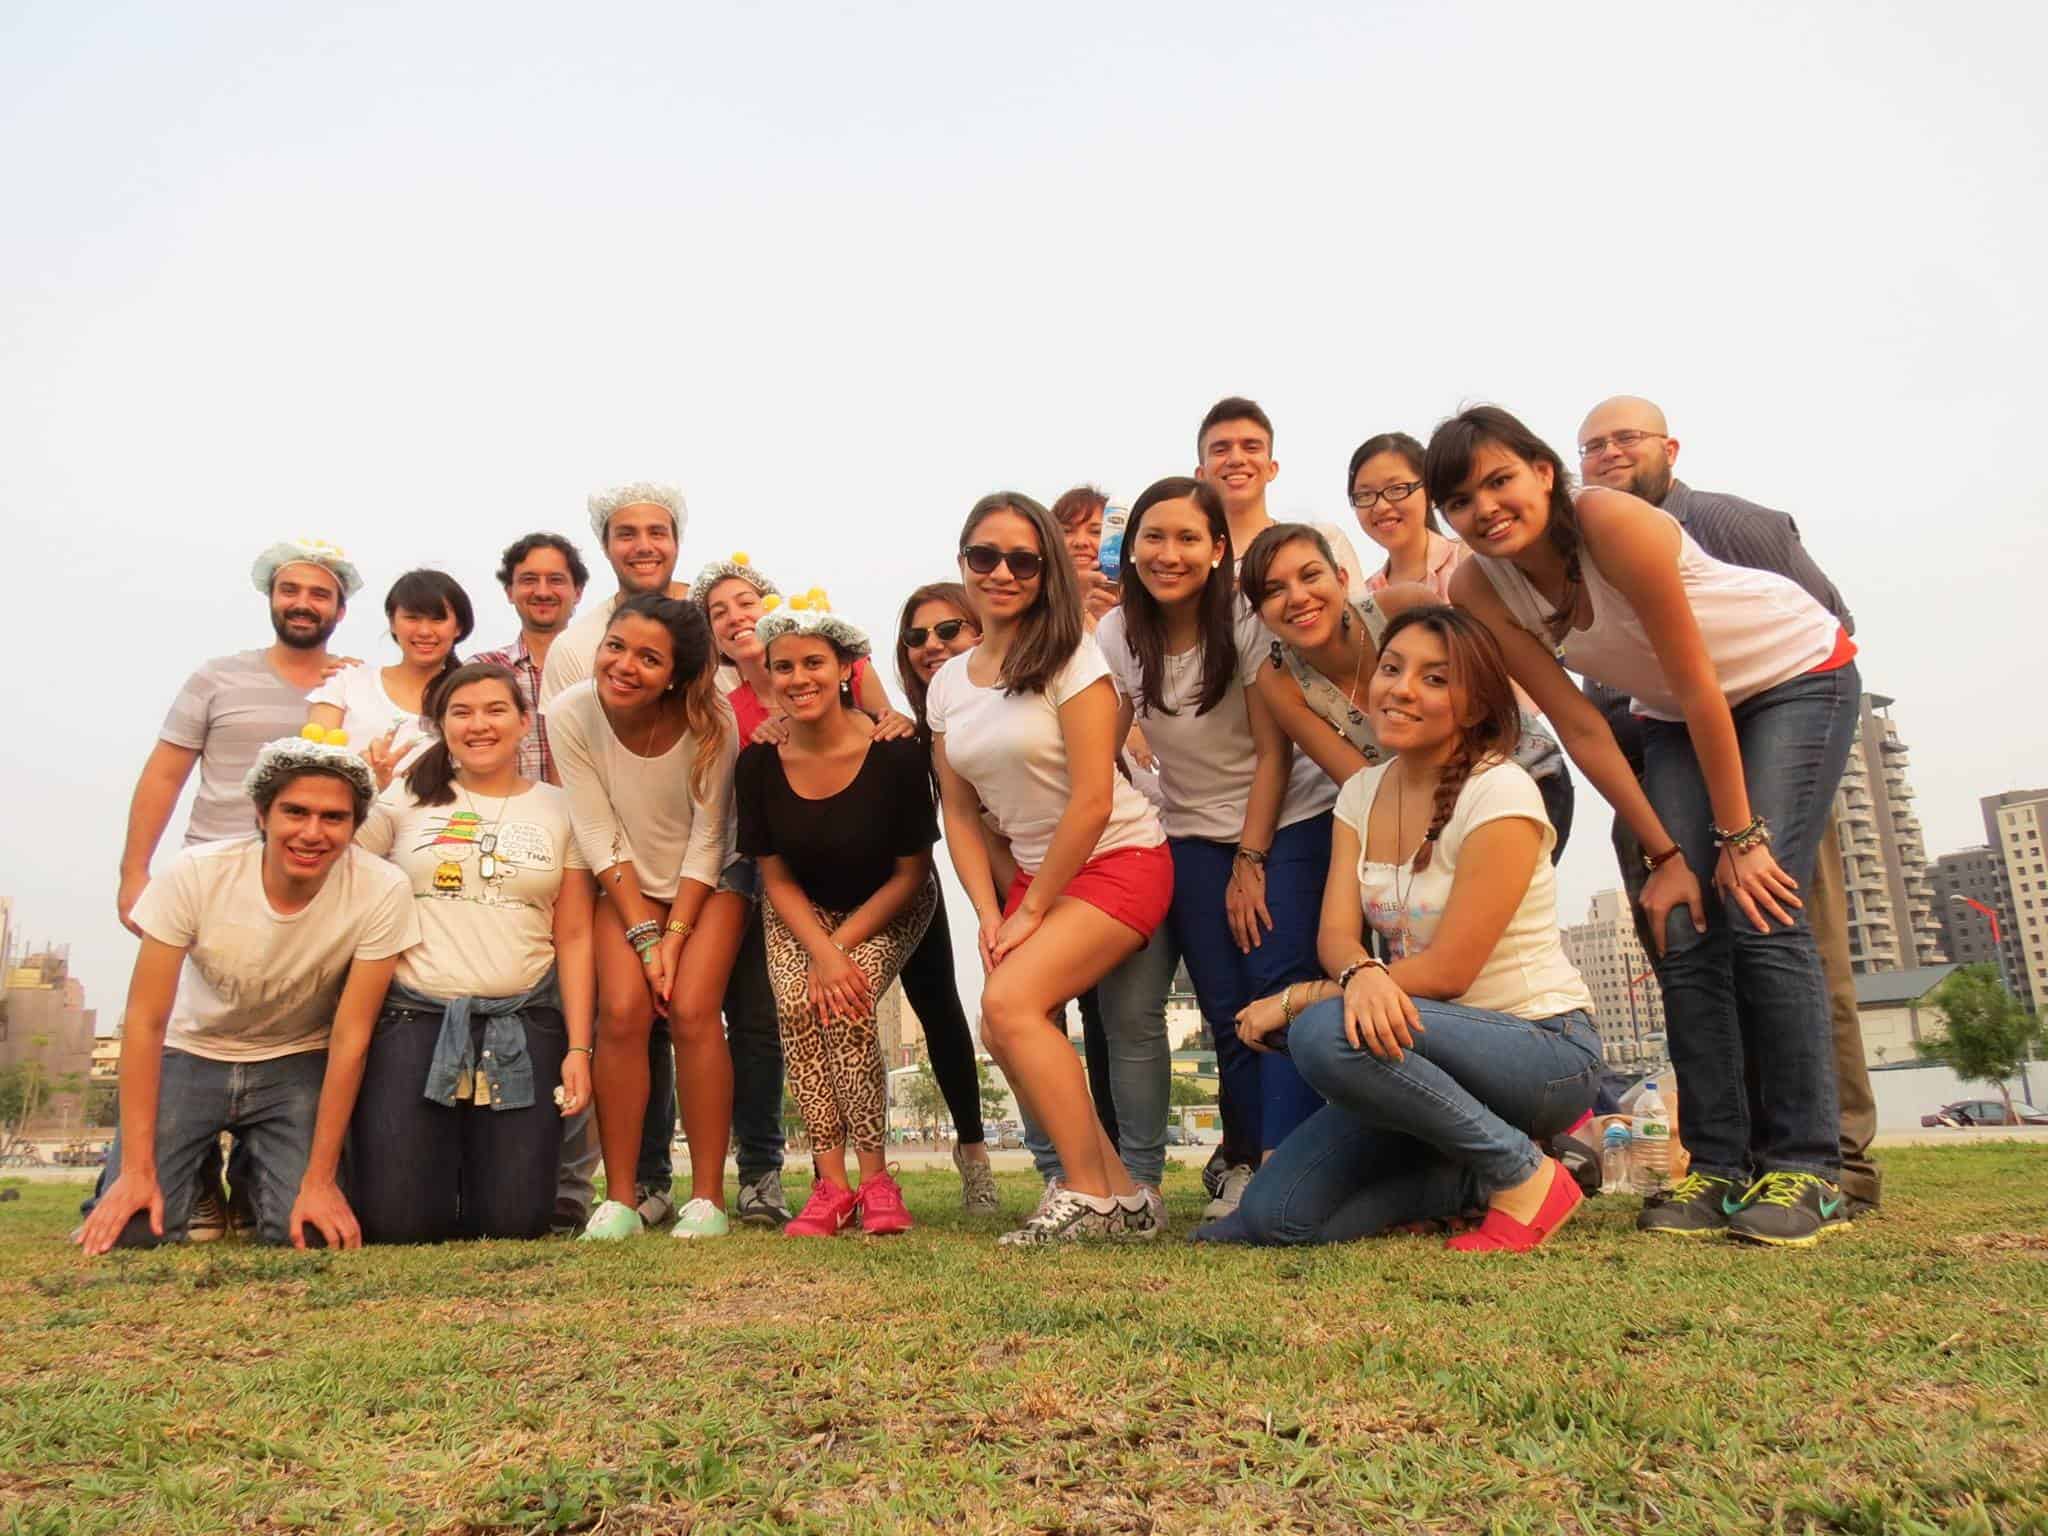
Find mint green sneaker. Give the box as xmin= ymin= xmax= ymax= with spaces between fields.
xmin=577 ymin=1198 xmax=645 ymax=1241
xmin=670 ymin=1197 xmax=730 ymax=1240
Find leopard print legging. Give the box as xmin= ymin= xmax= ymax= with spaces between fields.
xmin=762 ymin=875 xmax=938 ymax=1153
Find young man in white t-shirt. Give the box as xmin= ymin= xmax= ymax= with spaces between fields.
xmin=1193 ymin=395 xmax=1366 ymax=590
xmin=76 ymin=740 xmax=418 ymax=1255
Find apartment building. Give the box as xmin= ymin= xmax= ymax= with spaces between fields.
xmin=1981 ymin=789 xmax=2048 ymax=1016
xmin=1930 ymin=845 xmax=2016 ymax=983
xmin=1559 ymin=889 xmax=1663 ymax=1064
xmin=1830 ymin=694 xmax=1945 ymax=972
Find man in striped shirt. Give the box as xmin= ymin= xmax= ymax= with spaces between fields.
xmin=1577 ymin=395 xmax=1880 ymax=1218
xmin=472 ymin=532 xmax=590 ymax=784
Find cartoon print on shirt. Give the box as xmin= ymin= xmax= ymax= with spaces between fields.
xmin=412 ymin=813 xmax=557 ymax=908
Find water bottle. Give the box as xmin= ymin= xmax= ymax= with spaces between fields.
xmin=1631 ymin=1081 xmax=1672 ymax=1194
xmin=1601 ymin=1120 xmax=1633 ymax=1195
xmin=1097 ymin=504 xmax=1131 ymax=582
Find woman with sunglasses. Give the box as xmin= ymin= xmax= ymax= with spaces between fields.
xmin=1430 ymin=405 xmax=1859 ymax=1248
xmin=549 ymin=595 xmax=742 ymax=1242
xmin=929 ymin=496 xmax=1173 ymax=1244
xmin=1241 ymin=524 xmax=1577 ymax=860
xmin=348 ymin=662 xmax=596 ymax=1241
xmin=1349 ymin=433 xmax=1467 ymax=600
xmin=1096 ymin=477 xmax=1339 ymax=1187
xmin=892 ymin=583 xmax=1002 ymax=1212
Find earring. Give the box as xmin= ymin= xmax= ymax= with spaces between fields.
xmin=1340 ymin=607 xmax=1353 ymax=635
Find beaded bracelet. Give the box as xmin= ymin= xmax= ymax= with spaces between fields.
xmin=1711 ymin=814 xmax=1772 ymax=853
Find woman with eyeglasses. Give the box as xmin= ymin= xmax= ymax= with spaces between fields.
xmin=887 ymin=582 xmax=999 ymax=1212
xmin=1349 ymin=433 xmax=1468 ymax=601
xmin=549 ymin=595 xmax=742 ymax=1242
xmin=928 ymin=495 xmax=1173 ymax=1245
xmin=348 ymin=662 xmax=596 ymax=1242
xmin=1242 ymin=523 xmax=1577 ymax=861
xmin=1431 ymin=405 xmax=1860 ymax=1249
xmin=1096 ymin=477 xmax=1339 ymax=1195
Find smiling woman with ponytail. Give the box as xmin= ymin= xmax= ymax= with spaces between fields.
xmin=1206 ymin=605 xmax=1603 ymax=1255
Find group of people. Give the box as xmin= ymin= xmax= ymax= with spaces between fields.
xmin=79 ymin=390 xmax=1879 ymax=1258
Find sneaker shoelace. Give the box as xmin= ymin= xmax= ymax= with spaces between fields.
xmin=1741 ymin=1171 xmax=1816 ymax=1210
xmin=1655 ymin=1172 xmax=1720 ymax=1206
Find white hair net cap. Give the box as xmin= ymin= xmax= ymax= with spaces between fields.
xmin=589 ymin=482 xmax=687 ymax=543
xmin=251 ymin=539 xmax=364 ymax=599
xmin=242 ymin=733 xmax=377 ymax=813
xmin=754 ymin=604 xmax=871 ymax=660
xmin=693 ymin=556 xmax=781 ymax=613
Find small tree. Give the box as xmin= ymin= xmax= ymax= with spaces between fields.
xmin=899 ymin=1064 xmax=946 ymax=1140
xmin=1916 ymin=964 xmax=2046 ymax=1124
xmin=1169 ymin=1073 xmax=1213 ymax=1108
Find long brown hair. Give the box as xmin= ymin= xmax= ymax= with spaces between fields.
xmin=1423 ymin=406 xmax=1580 ymax=645
xmin=605 ymin=594 xmax=732 ymax=803
xmin=1375 ymin=605 xmax=1522 ymax=873
xmin=957 ymin=492 xmax=1084 ymax=697
xmin=1237 ymin=521 xmax=1344 ymax=614
xmin=894 ymin=581 xmax=978 ymax=731
xmin=405 ymin=662 xmax=525 ymax=806
xmin=1116 ymin=476 xmax=1235 ymax=718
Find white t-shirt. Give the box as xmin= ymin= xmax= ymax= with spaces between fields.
xmin=1334 ymin=760 xmax=1593 ymax=1021
xmin=358 ymin=781 xmax=588 ymax=1000
xmin=306 ymin=665 xmax=434 ymax=773
xmin=546 ymin=680 xmax=737 ymax=900
xmin=926 ymin=635 xmax=1164 ymax=874
xmin=131 ymin=838 xmax=418 ymax=1062
xmin=1096 ymin=604 xmax=1334 ymax=842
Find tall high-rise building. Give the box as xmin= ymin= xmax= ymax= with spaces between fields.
xmin=1830 ymin=694 xmax=1945 ymax=972
xmin=1980 ymin=789 xmax=2048 ymax=1015
xmin=1559 ymin=889 xmax=1663 ymax=1064
xmin=1930 ymin=846 xmax=2016 ymax=983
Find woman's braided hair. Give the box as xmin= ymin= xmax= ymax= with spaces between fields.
xmin=1376 ymin=605 xmax=1524 ymax=873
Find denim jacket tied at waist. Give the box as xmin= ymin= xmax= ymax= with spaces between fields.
xmin=383 ymin=969 xmax=562 ymax=1112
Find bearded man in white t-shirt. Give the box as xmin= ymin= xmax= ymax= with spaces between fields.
xmin=76 ymin=740 xmax=418 ymax=1255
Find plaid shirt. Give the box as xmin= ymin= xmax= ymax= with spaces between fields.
xmin=472 ymin=634 xmax=556 ymax=783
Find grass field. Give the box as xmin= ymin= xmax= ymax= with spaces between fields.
xmin=3 ymin=1145 xmax=2046 ymax=1535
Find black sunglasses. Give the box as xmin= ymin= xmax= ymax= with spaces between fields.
xmin=903 ymin=618 xmax=976 ymax=648
xmin=960 ymin=544 xmax=1046 ymax=581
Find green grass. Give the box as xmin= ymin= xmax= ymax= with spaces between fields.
xmin=3 ymin=1147 xmax=2046 ymax=1534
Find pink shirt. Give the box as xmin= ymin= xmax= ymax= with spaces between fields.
xmin=1366 ymin=530 xmax=1470 ymax=602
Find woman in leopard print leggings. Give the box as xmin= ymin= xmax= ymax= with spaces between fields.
xmin=734 ymin=604 xmax=940 ymax=1236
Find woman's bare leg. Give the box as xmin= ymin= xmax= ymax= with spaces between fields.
xmin=667 ymin=890 xmax=745 ymax=1206
xmin=592 ymin=900 xmax=655 ymax=1207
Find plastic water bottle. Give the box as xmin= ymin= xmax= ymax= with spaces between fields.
xmin=1631 ymin=1081 xmax=1672 ymax=1194
xmin=1601 ymin=1120 xmax=1633 ymax=1195
xmin=1097 ymin=504 xmax=1131 ymax=582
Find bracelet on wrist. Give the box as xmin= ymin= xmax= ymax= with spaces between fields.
xmin=1280 ymin=982 xmax=1298 ymax=1024
xmin=566 ymin=1044 xmax=594 ymax=1058
xmin=1642 ymin=843 xmax=1683 ymax=874
xmin=665 ymin=920 xmax=694 ymax=941
xmin=1234 ymin=845 xmax=1268 ymax=868
xmin=1335 ymin=955 xmax=1387 ymax=991
xmin=1711 ymin=815 xmax=1772 ymax=853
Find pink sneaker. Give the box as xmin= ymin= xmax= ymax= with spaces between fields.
xmin=784 ymin=1179 xmax=860 ymax=1237
xmin=858 ymin=1171 xmax=914 ymax=1236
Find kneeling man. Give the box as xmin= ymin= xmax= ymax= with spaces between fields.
xmin=78 ymin=736 xmax=417 ymax=1253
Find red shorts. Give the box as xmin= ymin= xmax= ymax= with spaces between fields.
xmin=1003 ymin=841 xmax=1173 ymax=940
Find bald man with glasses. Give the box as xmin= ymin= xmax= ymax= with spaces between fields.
xmin=1576 ymin=395 xmax=1880 ymax=1218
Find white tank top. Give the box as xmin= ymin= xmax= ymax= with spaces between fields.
xmin=1471 ymin=503 xmax=1843 ymax=722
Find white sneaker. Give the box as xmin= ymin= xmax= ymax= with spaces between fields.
xmin=1203 ymin=1164 xmax=1252 ymax=1221
xmin=670 ymin=1196 xmax=730 ymax=1239
xmin=998 ymin=1188 xmax=1122 ymax=1245
xmin=1030 ymin=1176 xmax=1065 ymax=1223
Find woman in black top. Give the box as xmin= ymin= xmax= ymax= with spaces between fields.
xmin=736 ymin=606 xmax=939 ymax=1237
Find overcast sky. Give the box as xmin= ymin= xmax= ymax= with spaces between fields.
xmin=4 ymin=0 xmax=2044 ymax=1025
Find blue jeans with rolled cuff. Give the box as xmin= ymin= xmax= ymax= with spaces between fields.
xmin=1213 ymin=999 xmax=1601 ymax=1245
xmin=1640 ymin=662 xmax=1860 ymax=1183
xmin=349 ymin=999 xmax=567 ymax=1242
xmin=89 ymin=1047 xmax=329 ymax=1247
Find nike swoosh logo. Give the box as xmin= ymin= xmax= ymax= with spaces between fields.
xmin=1721 ymin=1197 xmax=1746 ymax=1215
xmin=1818 ymin=1196 xmax=1843 ymax=1219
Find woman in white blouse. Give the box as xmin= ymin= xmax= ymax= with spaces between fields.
xmin=1218 ymin=605 xmax=1602 ymax=1254
xmin=549 ymin=594 xmax=741 ymax=1241
xmin=308 ymin=569 xmax=473 ymax=787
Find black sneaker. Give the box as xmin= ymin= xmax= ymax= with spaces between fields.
xmin=1726 ymin=1171 xmax=1851 ymax=1248
xmin=1634 ymin=1172 xmax=1737 ymax=1237
xmin=1201 ymin=1146 xmax=1229 ymax=1200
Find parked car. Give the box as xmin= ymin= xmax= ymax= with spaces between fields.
xmin=1920 ymin=1098 xmax=2048 ymax=1128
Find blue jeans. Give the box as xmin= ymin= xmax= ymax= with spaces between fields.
xmin=1224 ymin=1000 xmax=1601 ymax=1245
xmin=1641 ymin=663 xmax=1860 ymax=1181
xmin=1173 ymin=813 xmax=1333 ymax=1161
xmin=91 ymin=1048 xmax=328 ymax=1247
xmin=349 ymin=1004 xmax=567 ymax=1242
xmin=1023 ymin=917 xmax=1174 ymax=1188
